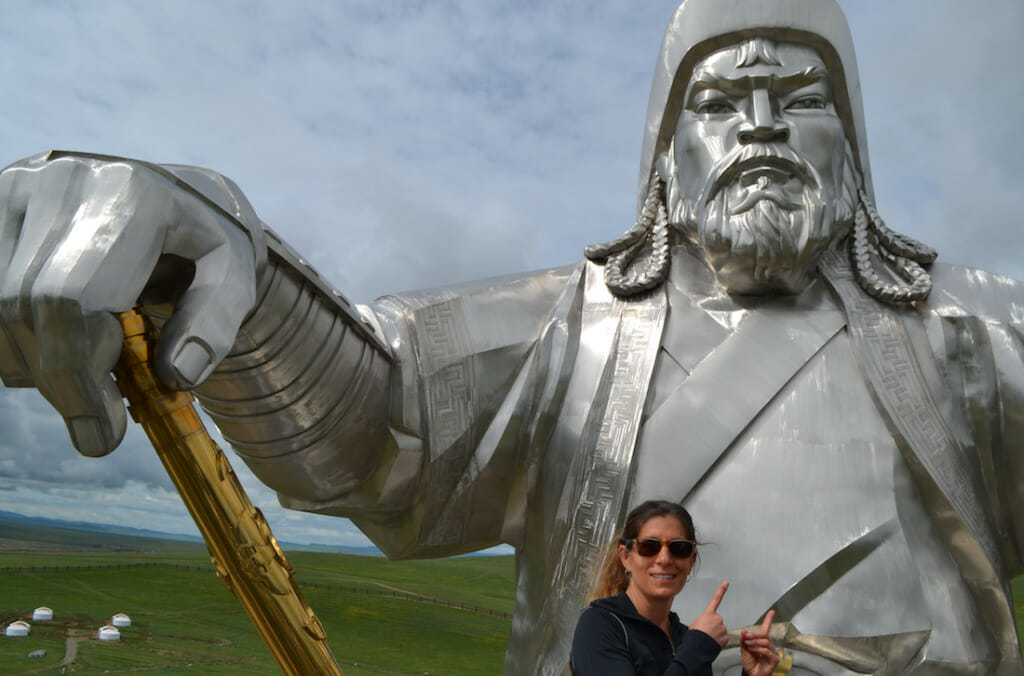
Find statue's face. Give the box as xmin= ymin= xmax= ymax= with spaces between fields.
xmin=670 ymin=41 xmax=851 ymax=295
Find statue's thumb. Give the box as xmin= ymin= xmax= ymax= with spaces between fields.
xmin=155 ymin=314 xmax=233 ymax=391
xmin=152 ymin=259 xmax=255 ymax=391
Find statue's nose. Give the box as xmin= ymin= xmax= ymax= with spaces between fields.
xmin=738 ymin=89 xmax=789 ymax=144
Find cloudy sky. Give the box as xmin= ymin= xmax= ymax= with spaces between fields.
xmin=0 ymin=0 xmax=1020 ymax=551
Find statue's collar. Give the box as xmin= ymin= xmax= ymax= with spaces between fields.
xmin=666 ymin=244 xmax=840 ymax=320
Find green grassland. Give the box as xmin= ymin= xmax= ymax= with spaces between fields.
xmin=0 ymin=549 xmax=515 ymax=675
xmin=1017 ymin=576 xmax=1024 ymax=653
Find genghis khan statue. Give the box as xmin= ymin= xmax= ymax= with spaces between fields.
xmin=0 ymin=0 xmax=1021 ymax=674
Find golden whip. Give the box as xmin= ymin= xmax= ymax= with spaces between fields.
xmin=113 ymin=308 xmax=344 ymax=675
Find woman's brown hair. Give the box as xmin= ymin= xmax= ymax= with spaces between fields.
xmin=586 ymin=500 xmax=697 ymax=603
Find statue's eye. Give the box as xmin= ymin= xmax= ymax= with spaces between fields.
xmin=787 ymin=96 xmax=826 ymax=110
xmin=695 ymin=100 xmax=735 ymax=115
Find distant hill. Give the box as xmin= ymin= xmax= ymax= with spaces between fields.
xmin=0 ymin=509 xmax=383 ymax=555
xmin=0 ymin=509 xmax=204 ymax=543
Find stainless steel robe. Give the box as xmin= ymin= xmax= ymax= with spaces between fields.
xmin=196 ymin=245 xmax=1024 ymax=675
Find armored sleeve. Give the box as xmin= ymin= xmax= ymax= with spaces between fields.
xmin=193 ymin=228 xmax=394 ymax=505
xmin=194 ymin=232 xmax=584 ymax=558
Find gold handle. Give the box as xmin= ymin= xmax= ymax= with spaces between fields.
xmin=774 ymin=649 xmax=793 ymax=676
xmin=113 ymin=308 xmax=344 ymax=675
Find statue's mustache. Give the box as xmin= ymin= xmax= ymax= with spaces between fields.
xmin=697 ymin=143 xmax=818 ymax=212
xmin=726 ymin=170 xmax=807 ymax=214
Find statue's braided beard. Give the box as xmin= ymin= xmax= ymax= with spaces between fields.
xmin=694 ymin=143 xmax=834 ymax=295
xmin=586 ymin=142 xmax=935 ymax=303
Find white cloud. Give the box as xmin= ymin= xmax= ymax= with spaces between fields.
xmin=844 ymin=0 xmax=1024 ymax=279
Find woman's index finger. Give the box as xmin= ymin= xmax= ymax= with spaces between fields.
xmin=705 ymin=580 xmax=729 ymax=612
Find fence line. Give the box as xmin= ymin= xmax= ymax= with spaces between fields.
xmin=0 ymin=564 xmax=512 ymax=620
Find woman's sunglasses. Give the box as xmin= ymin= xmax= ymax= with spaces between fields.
xmin=623 ymin=538 xmax=696 ymax=558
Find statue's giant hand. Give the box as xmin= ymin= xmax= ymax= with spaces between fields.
xmin=0 ymin=151 xmax=266 ymax=457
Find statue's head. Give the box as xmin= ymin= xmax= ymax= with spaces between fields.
xmin=663 ymin=37 xmax=857 ymax=295
xmin=587 ymin=0 xmax=935 ymax=303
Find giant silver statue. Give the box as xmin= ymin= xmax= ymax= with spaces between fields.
xmin=0 ymin=0 xmax=1021 ymax=674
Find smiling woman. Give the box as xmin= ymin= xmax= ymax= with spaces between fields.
xmin=570 ymin=500 xmax=779 ymax=676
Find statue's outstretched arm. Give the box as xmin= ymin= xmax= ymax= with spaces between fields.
xmin=0 ymin=149 xmax=572 ymax=557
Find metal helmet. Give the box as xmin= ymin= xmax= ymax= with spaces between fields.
xmin=637 ymin=0 xmax=872 ymax=215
